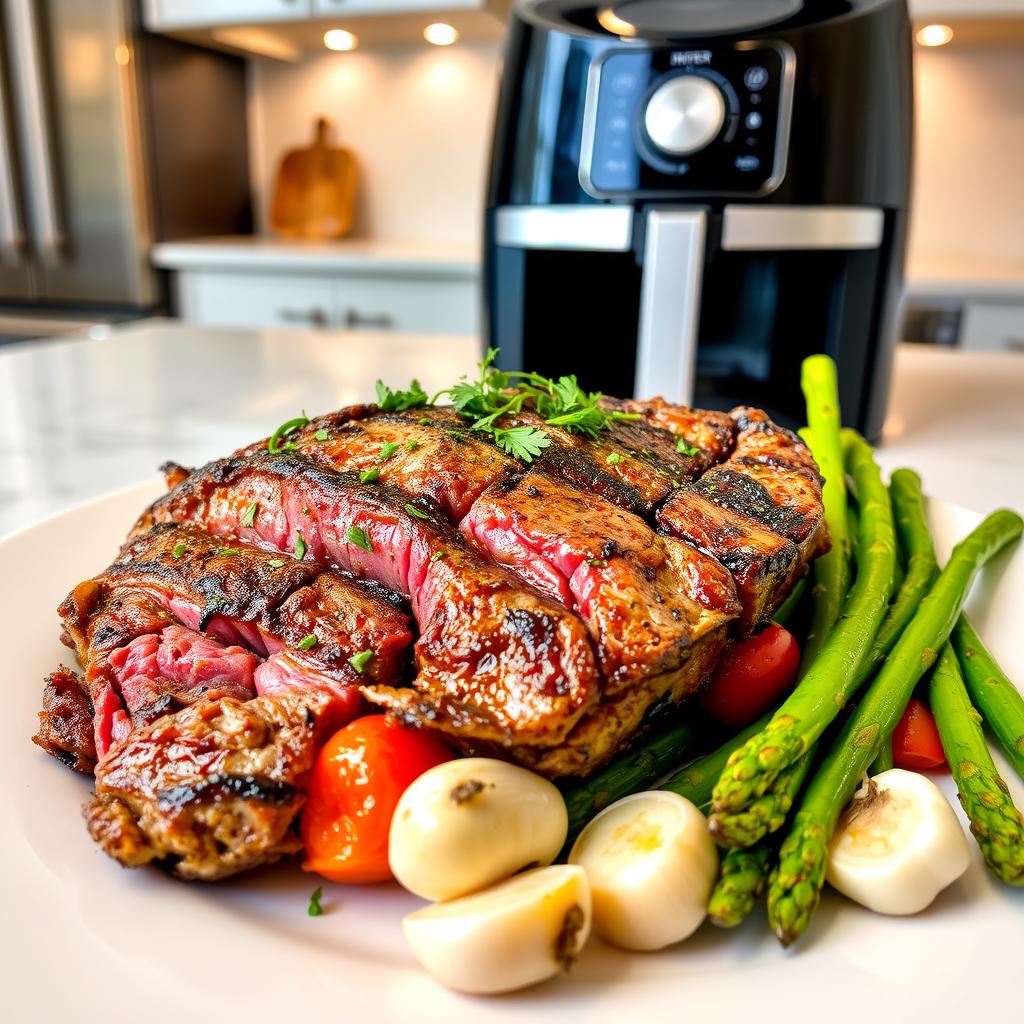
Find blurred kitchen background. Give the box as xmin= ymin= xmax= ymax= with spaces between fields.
xmin=0 ymin=0 xmax=1020 ymax=352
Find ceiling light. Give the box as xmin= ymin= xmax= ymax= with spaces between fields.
xmin=916 ymin=24 xmax=954 ymax=47
xmin=424 ymin=22 xmax=459 ymax=46
xmin=597 ymin=6 xmax=637 ymax=38
xmin=324 ymin=29 xmax=358 ymax=52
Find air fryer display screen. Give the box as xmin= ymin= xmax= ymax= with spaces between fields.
xmin=581 ymin=42 xmax=791 ymax=198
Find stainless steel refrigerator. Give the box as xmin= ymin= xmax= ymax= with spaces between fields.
xmin=0 ymin=0 xmax=251 ymax=340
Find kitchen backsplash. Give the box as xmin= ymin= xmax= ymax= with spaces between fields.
xmin=248 ymin=38 xmax=1024 ymax=273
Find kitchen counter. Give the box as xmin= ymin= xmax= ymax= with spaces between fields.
xmin=151 ymin=237 xmax=481 ymax=278
xmin=0 ymin=321 xmax=1021 ymax=538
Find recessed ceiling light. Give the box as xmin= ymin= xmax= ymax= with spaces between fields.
xmin=424 ymin=22 xmax=459 ymax=46
xmin=916 ymin=24 xmax=954 ymax=47
xmin=324 ymin=29 xmax=358 ymax=52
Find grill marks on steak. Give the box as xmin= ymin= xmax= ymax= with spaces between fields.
xmin=135 ymin=453 xmax=600 ymax=747
xmin=83 ymin=693 xmax=333 ymax=880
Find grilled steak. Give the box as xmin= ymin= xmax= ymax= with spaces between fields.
xmin=134 ymin=453 xmax=601 ymax=749
xmin=83 ymin=692 xmax=334 ymax=880
xmin=32 ymin=667 xmax=97 ymax=774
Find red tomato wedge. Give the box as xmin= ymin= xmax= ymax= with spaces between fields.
xmin=891 ymin=698 xmax=946 ymax=771
xmin=699 ymin=624 xmax=801 ymax=729
xmin=301 ymin=715 xmax=454 ymax=884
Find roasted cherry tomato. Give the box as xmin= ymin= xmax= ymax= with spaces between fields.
xmin=302 ymin=715 xmax=453 ymax=884
xmin=699 ymin=624 xmax=801 ymax=729
xmin=891 ymin=698 xmax=946 ymax=771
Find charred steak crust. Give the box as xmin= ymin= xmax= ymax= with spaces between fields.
xmin=32 ymin=667 xmax=97 ymax=774
xmin=84 ymin=693 xmax=334 ymax=880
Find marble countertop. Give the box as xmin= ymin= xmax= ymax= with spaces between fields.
xmin=151 ymin=237 xmax=481 ymax=277
xmin=0 ymin=320 xmax=1022 ymax=538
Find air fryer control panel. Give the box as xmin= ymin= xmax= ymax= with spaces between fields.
xmin=581 ymin=42 xmax=793 ymax=198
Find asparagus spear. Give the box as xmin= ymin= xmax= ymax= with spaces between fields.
xmin=951 ymin=616 xmax=1024 ymax=782
xmin=766 ymin=507 xmax=1023 ymax=945
xmin=710 ymin=432 xmax=896 ymax=832
xmin=707 ymin=752 xmax=816 ymax=927
xmin=797 ymin=356 xmax=851 ymax=671
xmin=929 ymin=644 xmax=1024 ymax=885
xmin=708 ymin=842 xmax=774 ymax=928
xmin=562 ymin=716 xmax=704 ymax=842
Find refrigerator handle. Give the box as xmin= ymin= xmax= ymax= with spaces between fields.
xmin=5 ymin=0 xmax=64 ymax=267
xmin=635 ymin=209 xmax=707 ymax=405
xmin=0 ymin=67 xmax=25 ymax=266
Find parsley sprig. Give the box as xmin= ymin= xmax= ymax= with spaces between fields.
xmin=375 ymin=379 xmax=429 ymax=412
xmin=433 ymin=349 xmax=639 ymax=462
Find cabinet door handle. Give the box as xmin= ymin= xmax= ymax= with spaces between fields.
xmin=278 ymin=306 xmax=329 ymax=328
xmin=344 ymin=308 xmax=395 ymax=330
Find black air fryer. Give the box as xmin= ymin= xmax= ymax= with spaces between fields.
xmin=485 ymin=1 xmax=913 ymax=436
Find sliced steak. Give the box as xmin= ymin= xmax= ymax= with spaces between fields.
xmin=134 ymin=453 xmax=600 ymax=748
xmin=657 ymin=405 xmax=828 ymax=633
xmin=461 ymin=469 xmax=739 ymax=697
xmin=32 ymin=668 xmax=97 ymax=774
xmin=83 ymin=693 xmax=333 ymax=880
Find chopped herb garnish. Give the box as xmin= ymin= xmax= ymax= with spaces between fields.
xmin=297 ymin=634 xmax=318 ymax=651
xmin=348 ymin=649 xmax=375 ymax=673
xmin=359 ymin=468 xmax=380 ymax=484
xmin=375 ymin=378 xmax=429 ymax=413
xmin=217 ymin=547 xmax=241 ymax=557
xmin=314 ymin=429 xmax=330 ymax=442
xmin=268 ymin=558 xmax=286 ymax=568
xmin=347 ymin=525 xmax=374 ymax=552
xmin=378 ymin=441 xmax=400 ymax=462
xmin=588 ymin=558 xmax=605 ymax=568
xmin=172 ymin=543 xmax=186 ymax=559
xmin=605 ymin=453 xmax=626 ymax=465
xmin=432 ymin=348 xmax=640 ymax=463
xmin=418 ymin=418 xmax=431 ymax=426
xmin=430 ymin=550 xmax=448 ymax=562
xmin=676 ymin=438 xmax=700 ymax=457
xmin=241 ymin=502 xmax=258 ymax=528
xmin=406 ymin=438 xmax=419 ymax=452
xmin=404 ymin=503 xmax=433 ymax=522
xmin=294 ymin=531 xmax=307 ymax=560
xmin=267 ymin=414 xmax=309 ymax=454
xmin=307 ymin=886 xmax=324 ymax=917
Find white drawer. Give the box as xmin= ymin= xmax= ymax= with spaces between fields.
xmin=333 ymin=276 xmax=479 ymax=334
xmin=179 ymin=271 xmax=336 ymax=330
xmin=960 ymin=301 xmax=1024 ymax=353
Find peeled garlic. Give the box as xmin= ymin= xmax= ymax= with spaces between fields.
xmin=389 ymin=757 xmax=567 ymax=902
xmin=827 ymin=768 xmax=970 ymax=916
xmin=402 ymin=864 xmax=591 ymax=994
xmin=569 ymin=790 xmax=718 ymax=951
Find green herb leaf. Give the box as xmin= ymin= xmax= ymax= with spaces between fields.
xmin=492 ymin=425 xmax=552 ymax=462
xmin=268 ymin=558 xmax=286 ymax=568
xmin=418 ymin=417 xmax=431 ymax=426
xmin=359 ymin=468 xmax=380 ymax=484
xmin=376 ymin=379 xmax=429 ymax=412
xmin=172 ymin=543 xmax=186 ymax=559
xmin=404 ymin=503 xmax=433 ymax=522
xmin=294 ymin=531 xmax=307 ymax=560
xmin=430 ymin=550 xmax=447 ymax=562
xmin=378 ymin=442 xmax=400 ymax=462
xmin=348 ymin=649 xmax=375 ymax=673
xmin=241 ymin=502 xmax=258 ymax=528
xmin=297 ymin=634 xmax=318 ymax=651
xmin=217 ymin=547 xmax=241 ymax=557
xmin=605 ymin=453 xmax=626 ymax=465
xmin=406 ymin=438 xmax=419 ymax=452
xmin=676 ymin=438 xmax=700 ymax=456
xmin=268 ymin=415 xmax=309 ymax=454
xmin=307 ymin=886 xmax=324 ymax=917
xmin=314 ymin=429 xmax=330 ymax=442
xmin=588 ymin=558 xmax=605 ymax=567
xmin=347 ymin=525 xmax=374 ymax=552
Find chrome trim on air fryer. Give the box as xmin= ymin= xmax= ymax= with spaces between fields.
xmin=635 ymin=210 xmax=707 ymax=405
xmin=721 ymin=206 xmax=885 ymax=250
xmin=494 ymin=205 xmax=634 ymax=251
xmin=579 ymin=40 xmax=796 ymax=200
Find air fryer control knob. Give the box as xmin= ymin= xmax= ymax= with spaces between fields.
xmin=643 ymin=75 xmax=727 ymax=157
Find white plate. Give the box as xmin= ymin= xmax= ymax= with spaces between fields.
xmin=2 ymin=484 xmax=1021 ymax=1023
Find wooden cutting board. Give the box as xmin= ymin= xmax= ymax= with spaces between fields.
xmin=270 ymin=118 xmax=358 ymax=239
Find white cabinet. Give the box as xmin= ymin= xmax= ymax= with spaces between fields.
xmin=312 ymin=0 xmax=495 ymax=13
xmin=960 ymin=301 xmax=1024 ymax=352
xmin=144 ymin=0 xmax=311 ymax=31
xmin=909 ymin=0 xmax=1024 ymax=16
